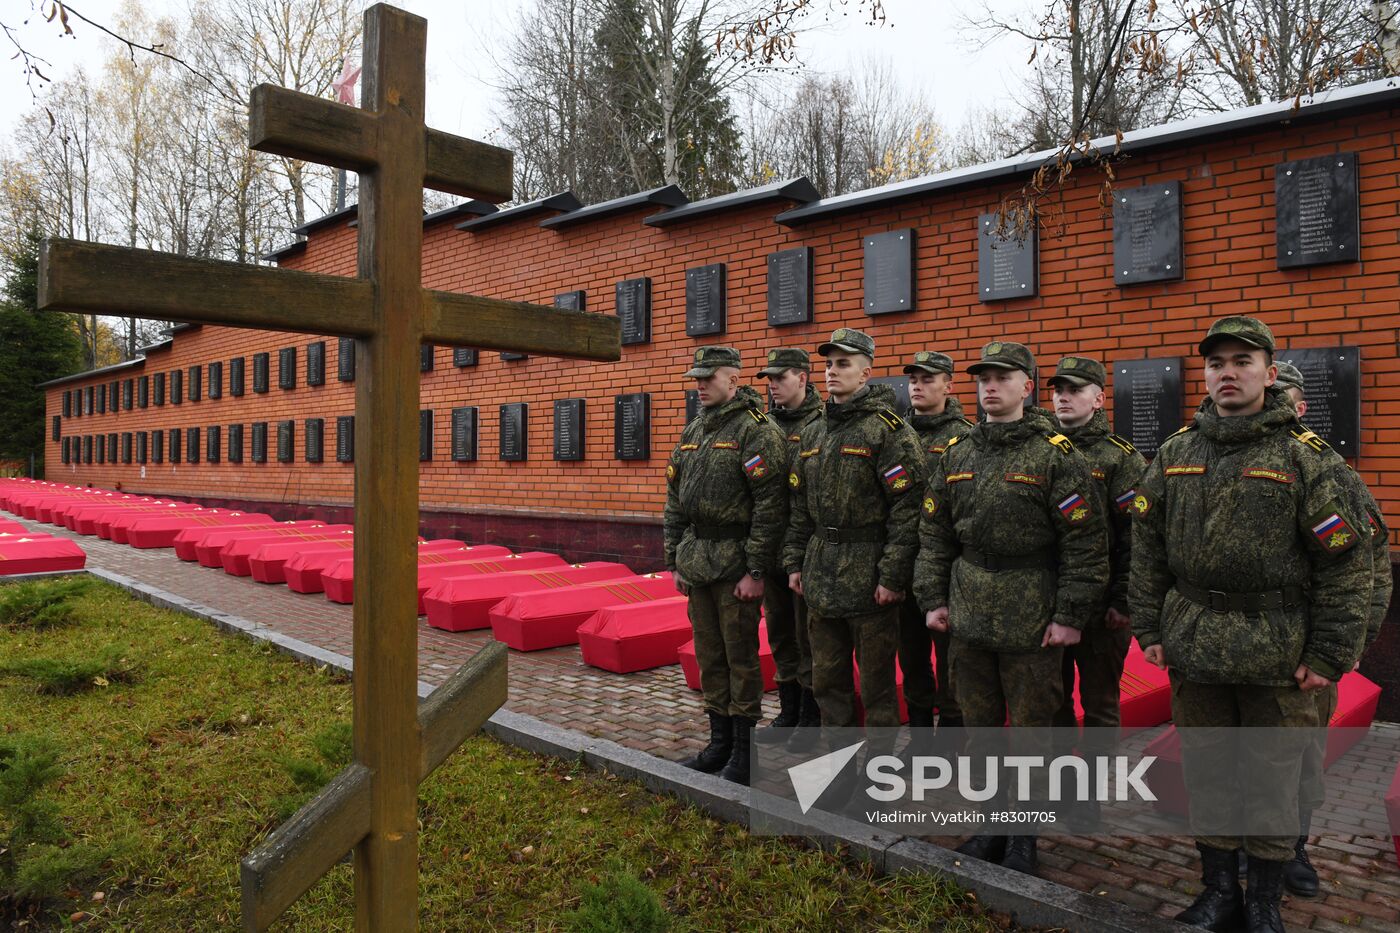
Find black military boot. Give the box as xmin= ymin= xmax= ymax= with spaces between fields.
xmin=785 ymin=688 xmax=822 ymax=752
xmin=720 ymin=717 xmax=755 ymax=785
xmin=1001 ymin=835 xmax=1038 ymax=874
xmin=680 ymin=710 xmax=732 ymax=773
xmin=1283 ymin=812 xmax=1319 ymax=897
xmin=757 ymin=681 xmax=801 ymax=743
xmin=1176 ymin=843 xmax=1245 ymax=931
xmin=901 ymin=706 xmax=935 ymax=756
xmin=1245 ymin=855 xmax=1287 ymax=933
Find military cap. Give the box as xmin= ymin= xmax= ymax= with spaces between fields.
xmin=966 ymin=340 xmax=1035 ymax=376
xmin=1274 ymin=361 xmax=1305 ymax=394
xmin=902 ymin=350 xmax=955 ymax=376
xmin=818 ymin=327 xmax=876 ymax=359
xmin=684 ymin=345 xmax=741 ymax=378
xmin=758 ymin=347 xmax=811 ymax=378
xmin=1047 ymin=355 xmax=1106 ymax=388
xmin=1199 ymin=315 xmax=1275 ymax=356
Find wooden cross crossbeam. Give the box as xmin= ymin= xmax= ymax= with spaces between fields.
xmin=36 ymin=5 xmax=621 ymax=930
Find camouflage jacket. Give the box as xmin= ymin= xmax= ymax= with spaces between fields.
xmin=1060 ymin=411 xmax=1147 ymax=615
xmin=664 ymin=386 xmax=790 ymax=586
xmin=908 ymin=396 xmax=974 ymax=471
xmin=1341 ymin=466 xmax=1392 ymax=648
xmin=913 ymin=409 xmax=1109 ymax=652
xmin=783 ymin=383 xmax=928 ymax=616
xmin=1129 ymin=390 xmax=1369 ymax=685
xmin=768 ymin=385 xmax=824 ymax=470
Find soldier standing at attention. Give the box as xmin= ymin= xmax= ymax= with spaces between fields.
xmin=901 ymin=350 xmax=974 ymax=733
xmin=1130 ymin=317 xmax=1369 ymax=932
xmin=784 ymin=328 xmax=927 ymax=738
xmin=1270 ymin=360 xmax=1390 ymax=899
xmin=914 ymin=340 xmax=1107 ymax=874
xmin=664 ymin=346 xmax=790 ymax=786
xmin=755 ymin=348 xmax=824 ymax=747
xmin=1046 ymin=356 xmax=1147 ymax=824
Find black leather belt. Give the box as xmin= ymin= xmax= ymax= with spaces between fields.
xmin=960 ymin=546 xmax=1057 ymax=573
xmin=820 ymin=524 xmax=884 ymax=544
xmin=692 ymin=524 xmax=748 ymax=541
xmin=1175 ymin=580 xmax=1306 ymax=613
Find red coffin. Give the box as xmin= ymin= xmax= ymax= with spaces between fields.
xmin=126 ymin=512 xmax=275 ymax=549
xmin=1143 ymin=671 xmax=1382 ymax=817
xmin=679 ymin=621 xmax=780 ymax=693
xmin=63 ymin=498 xmax=159 ymax=532
xmin=324 ymin=550 xmax=564 ymax=607
xmin=0 ymin=536 xmax=86 ymax=574
xmin=490 ymin=573 xmax=677 ymax=651
xmin=221 ymin=528 xmax=355 ymax=576
xmin=1385 ymin=763 xmax=1400 ymax=867
xmin=283 ymin=542 xmax=509 ymax=594
xmin=173 ymin=519 xmax=283 ymax=560
xmin=108 ymin=504 xmax=209 ymax=543
xmin=1064 ymin=641 xmax=1172 ymax=733
xmin=191 ymin=522 xmax=332 ymax=566
xmin=0 ymin=520 xmax=29 ymax=534
xmin=47 ymin=492 xmax=129 ymax=526
xmin=578 ymin=595 xmax=692 ymax=672
xmin=423 ymin=562 xmax=631 ymax=632
xmin=248 ymin=536 xmax=455 ymax=584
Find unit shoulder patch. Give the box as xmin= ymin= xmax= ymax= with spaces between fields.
xmin=1107 ymin=433 xmax=1138 ymax=455
xmin=1004 ymin=472 xmax=1044 ymax=486
xmin=1310 ymin=509 xmax=1359 ymax=553
xmin=1046 ymin=432 xmax=1074 ymax=454
xmin=1057 ymin=492 xmax=1092 ymax=524
xmin=1165 ymin=464 xmax=1207 ymax=476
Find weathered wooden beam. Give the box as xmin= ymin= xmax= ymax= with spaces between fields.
xmin=422 ymin=290 xmax=622 ymax=362
xmin=425 ymin=129 xmax=513 ymax=201
xmin=38 ymin=239 xmax=375 ymax=337
xmin=240 ymin=643 xmax=508 ymax=931
xmin=249 ymin=85 xmax=379 ymax=172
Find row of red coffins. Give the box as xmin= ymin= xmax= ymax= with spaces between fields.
xmin=0 ymin=481 xmax=88 ymax=573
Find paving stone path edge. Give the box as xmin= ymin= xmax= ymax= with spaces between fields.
xmin=9 ymin=568 xmax=1186 ymax=933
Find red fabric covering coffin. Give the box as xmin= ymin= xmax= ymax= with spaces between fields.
xmin=126 ymin=512 xmax=274 ymax=549
xmin=423 ymin=562 xmax=631 ymax=632
xmin=37 ymin=491 xmax=119 ymax=524
xmin=1385 ymin=763 xmax=1400 ymax=867
xmin=490 ymin=573 xmax=676 ymax=651
xmin=20 ymin=493 xmax=87 ymax=522
xmin=283 ymin=542 xmax=510 ymax=594
xmin=0 ymin=520 xmax=29 ymax=535
xmin=679 ymin=621 xmax=780 ymax=693
xmin=248 ymin=536 xmax=454 ymax=584
xmin=60 ymin=497 xmax=157 ymax=531
xmin=1143 ymin=672 xmax=1382 ymax=817
xmin=221 ymin=528 xmax=354 ymax=576
xmin=1064 ymin=641 xmax=1172 ymax=733
xmin=173 ymin=520 xmax=283 ymax=560
xmin=577 ymin=595 xmax=692 ymax=672
xmin=108 ymin=504 xmax=213 ymax=543
xmin=324 ymin=550 xmax=565 ymax=608
xmin=190 ymin=522 xmax=333 ymax=566
xmin=0 ymin=536 xmax=86 ymax=574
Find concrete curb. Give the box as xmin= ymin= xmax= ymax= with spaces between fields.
xmin=68 ymin=567 xmax=1187 ymax=932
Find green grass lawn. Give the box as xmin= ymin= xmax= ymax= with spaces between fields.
xmin=0 ymin=576 xmax=1000 ymax=931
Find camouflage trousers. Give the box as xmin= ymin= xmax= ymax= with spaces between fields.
xmin=1299 ymin=682 xmax=1339 ymax=815
xmin=1169 ymin=673 xmax=1321 ymax=861
xmin=808 ymin=606 xmax=900 ymax=728
xmin=897 ymin=600 xmax=935 ymax=715
xmin=763 ymin=583 xmax=812 ymax=689
xmin=687 ymin=579 xmax=764 ymax=721
xmin=1051 ymin=620 xmax=1131 ymax=750
xmin=949 ymin=638 xmax=1064 ymax=728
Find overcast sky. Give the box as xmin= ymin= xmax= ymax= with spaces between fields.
xmin=1 ymin=0 xmax=1034 ymax=159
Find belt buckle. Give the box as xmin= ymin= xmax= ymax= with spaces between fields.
xmin=823 ymin=526 xmax=841 ymax=543
xmin=1207 ymin=590 xmax=1230 ymax=613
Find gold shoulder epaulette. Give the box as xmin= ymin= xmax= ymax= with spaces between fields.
xmin=747 ymin=407 xmax=768 ymax=424
xmin=877 ymin=409 xmax=903 ymax=430
xmin=1289 ymin=426 xmax=1330 ymax=453
xmin=1107 ymin=434 xmax=1138 ymax=455
xmin=1046 ymin=432 xmax=1074 ymax=453
xmin=961 ymin=418 xmax=975 ymax=427
xmin=945 ymin=434 xmax=963 ymax=449
xmin=1169 ymin=423 xmax=1196 ymax=439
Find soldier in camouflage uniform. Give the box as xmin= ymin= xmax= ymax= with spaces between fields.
xmin=901 ymin=350 xmax=974 ymax=733
xmin=1047 ymin=356 xmax=1147 ymax=820
xmin=664 ymin=346 xmax=790 ymax=785
xmin=756 ymin=348 xmax=824 ymax=745
xmin=1130 ymin=317 xmax=1370 ymax=932
xmin=1272 ymin=360 xmax=1391 ymax=898
xmin=783 ymin=328 xmax=927 ymax=739
xmin=914 ymin=340 xmax=1108 ymax=874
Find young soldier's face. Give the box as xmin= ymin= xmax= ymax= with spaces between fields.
xmin=1204 ymin=340 xmax=1276 ymax=415
xmin=694 ymin=367 xmax=740 ymax=408
xmin=1051 ymin=381 xmax=1103 ymax=428
xmin=976 ymin=368 xmax=1031 ymax=419
xmin=765 ymin=368 xmax=807 ymax=409
xmin=908 ymin=372 xmax=951 ymax=413
xmin=824 ymin=352 xmax=871 ymax=400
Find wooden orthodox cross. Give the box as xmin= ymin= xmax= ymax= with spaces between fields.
xmin=37 ymin=5 xmax=620 ymax=929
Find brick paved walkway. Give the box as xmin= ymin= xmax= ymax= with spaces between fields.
xmin=8 ymin=511 xmax=1400 ymax=929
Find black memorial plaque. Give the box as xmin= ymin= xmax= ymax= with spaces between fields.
xmin=168 ymin=427 xmax=180 ymax=464
xmin=106 ymin=432 xmax=116 ymax=463
xmin=685 ymin=390 xmax=701 ymax=425
xmin=768 ymin=246 xmax=813 ymax=326
xmin=278 ymin=346 xmax=297 ymax=389
xmin=685 ymin=263 xmax=726 ymax=336
xmin=1114 ymin=181 xmax=1183 ymax=285
xmin=307 ymin=341 xmax=326 ymax=386
xmin=868 ymin=375 xmax=913 ymax=414
xmin=151 ymin=430 xmax=163 ymax=464
xmin=152 ymin=373 xmax=164 ymax=407
xmin=500 ymin=403 xmax=527 ymax=461
xmin=96 ymin=433 xmax=106 ymax=464
xmin=230 ymin=357 xmax=245 ymax=396
xmin=336 ymin=416 xmax=354 ymax=463
xmin=305 ymin=418 xmax=324 ymax=463
xmin=136 ymin=431 xmax=147 ymax=464
xmin=206 ymin=425 xmax=221 ymax=464
xmin=500 ymin=351 xmax=528 ymax=361
xmin=978 ymin=213 xmax=1037 ymax=301
xmin=452 ymin=347 xmax=478 ymax=367
xmin=616 ymin=278 xmax=651 ymax=345
xmin=170 ymin=369 xmax=182 ymax=405
xmin=185 ymin=427 xmax=199 ymax=464
xmin=189 ymin=365 xmax=202 ymax=402
xmin=82 ymin=384 xmax=93 ymax=414
xmin=554 ymin=398 xmax=585 ymax=461
xmin=228 ymin=423 xmax=243 ymax=463
xmin=863 ymin=230 xmax=914 ymax=315
xmin=555 ymin=290 xmax=585 ymax=312
xmin=614 ymin=392 xmax=651 ymax=460
xmin=419 ymin=410 xmax=433 ymax=462
xmin=82 ymin=434 xmax=91 ymax=464
xmin=451 ymin=407 xmax=478 ymax=462
xmin=122 ymin=378 xmax=134 ymax=410
xmin=96 ymin=383 xmax=106 ymax=414
xmin=276 ymin=420 xmax=294 ymax=463
xmin=337 ymin=337 xmax=355 ymax=382
xmin=62 ymin=390 xmax=71 ymax=418
xmin=421 ymin=343 xmax=435 ymax=372
xmin=1277 ymin=346 xmax=1361 ymax=454
xmin=253 ymin=353 xmax=269 ymax=393
xmin=1276 ymin=152 xmax=1359 ymax=268
xmin=51 ymin=415 xmax=60 ymax=442
xmin=251 ymin=422 xmax=268 ymax=463
xmin=1112 ymin=358 xmax=1184 ymax=458
xmin=208 ymin=362 xmax=223 ymax=399
xmin=109 ymin=380 xmax=119 ymax=411
xmin=138 ymin=376 xmax=150 ymax=408
xmin=61 ymin=437 xmax=70 ymax=464
xmin=121 ymin=432 xmax=132 ymax=464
